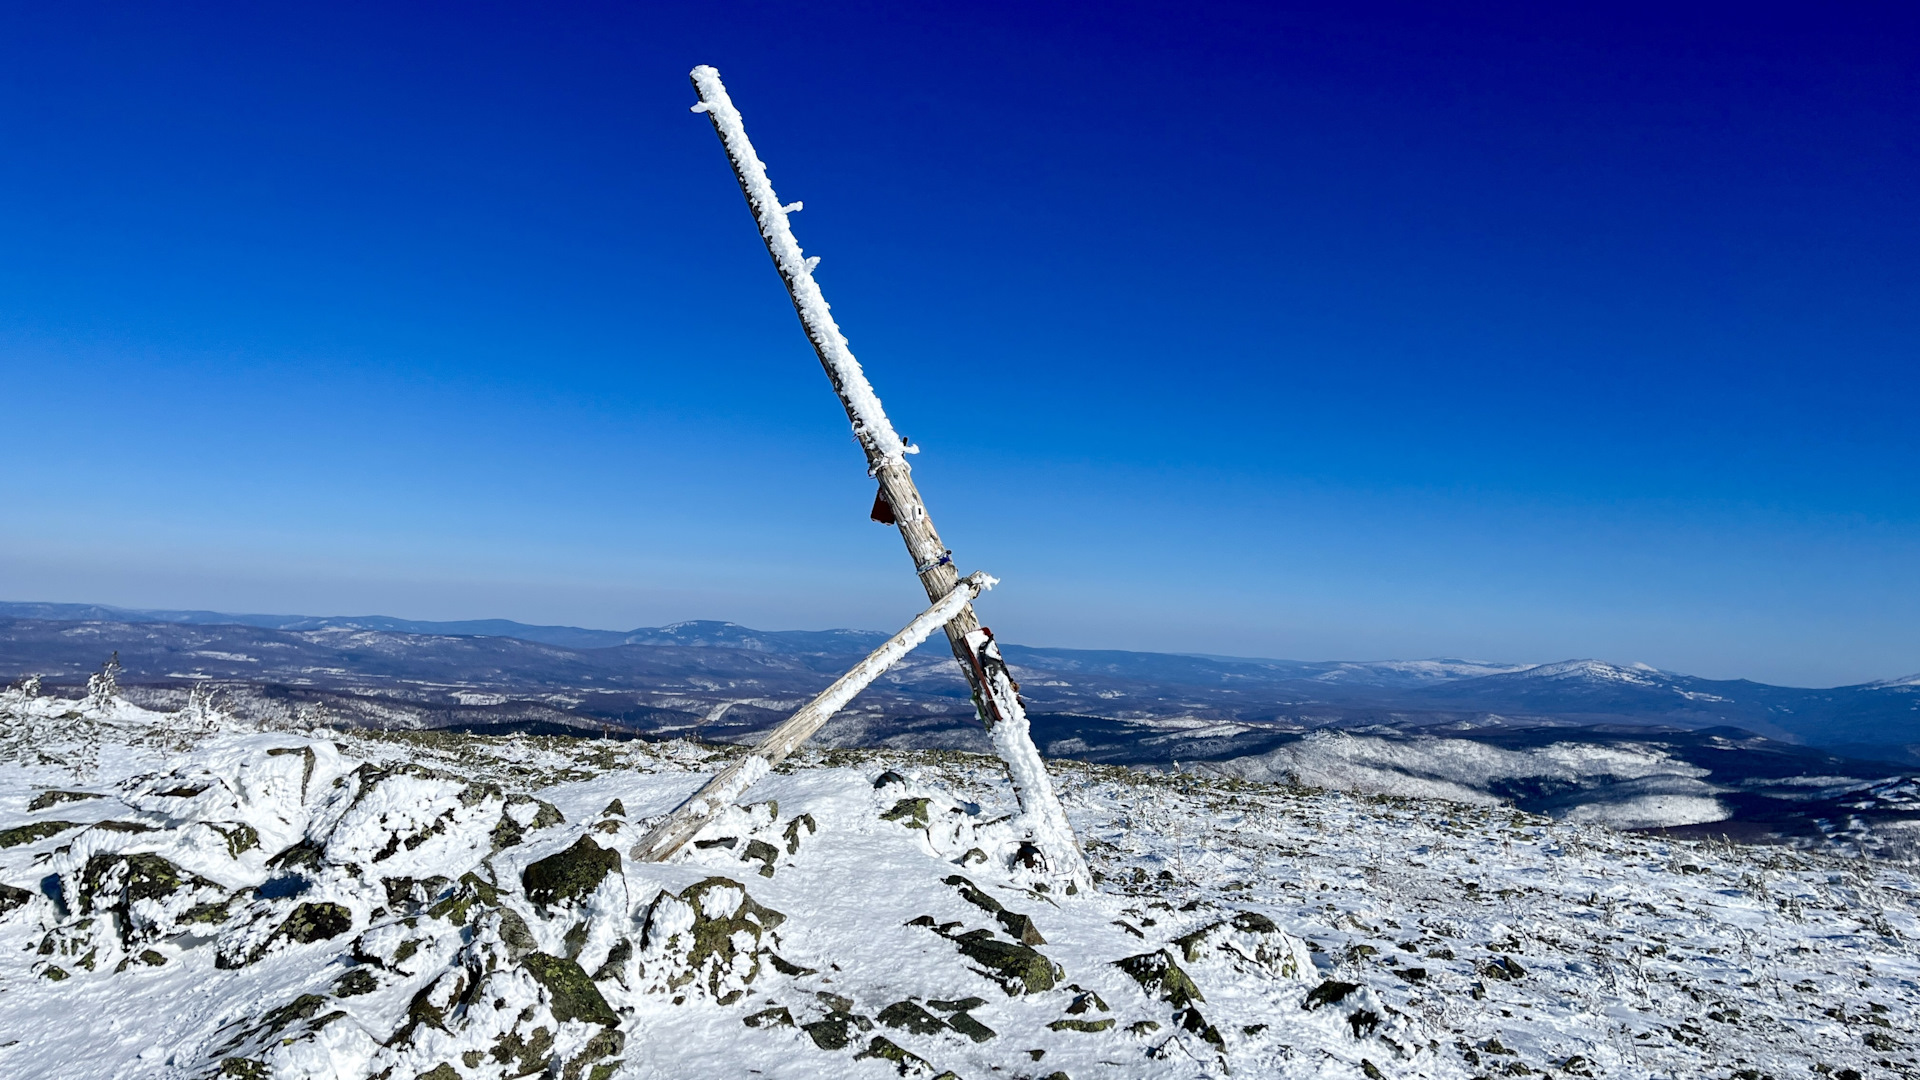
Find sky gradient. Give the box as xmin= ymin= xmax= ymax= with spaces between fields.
xmin=1 ymin=2 xmax=1915 ymax=686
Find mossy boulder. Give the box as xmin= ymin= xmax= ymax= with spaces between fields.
xmin=953 ymin=930 xmax=1060 ymax=995
xmin=1114 ymin=950 xmax=1204 ymax=1009
xmin=637 ymin=877 xmax=786 ymax=1004
xmin=523 ymin=952 xmax=618 ymax=1026
xmin=279 ymin=902 xmax=352 ymax=944
xmin=880 ymin=798 xmax=931 ymax=829
xmin=524 ymin=835 xmax=620 ymax=908
xmin=1 ymin=821 xmax=82 ymax=848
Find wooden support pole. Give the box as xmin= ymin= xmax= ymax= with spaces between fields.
xmin=687 ymin=66 xmax=1088 ymax=888
xmin=633 ymin=572 xmax=995 ymax=865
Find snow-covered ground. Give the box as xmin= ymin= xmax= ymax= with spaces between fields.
xmin=1 ymin=688 xmax=1915 ymax=1079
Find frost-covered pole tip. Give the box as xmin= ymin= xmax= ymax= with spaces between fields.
xmin=687 ymin=64 xmax=907 ymax=466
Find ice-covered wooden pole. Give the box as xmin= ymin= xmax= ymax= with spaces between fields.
xmin=634 ymin=573 xmax=995 ymax=864
xmin=687 ymin=65 xmax=1088 ymax=889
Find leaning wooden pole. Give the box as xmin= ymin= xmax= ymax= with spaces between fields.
xmin=633 ymin=572 xmax=995 ymax=865
xmin=688 ymin=65 xmax=1088 ymax=889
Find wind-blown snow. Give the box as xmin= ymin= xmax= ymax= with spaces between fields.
xmin=1203 ymin=731 xmax=1730 ymax=828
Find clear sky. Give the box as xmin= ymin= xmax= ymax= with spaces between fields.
xmin=1 ymin=3 xmax=1914 ymax=687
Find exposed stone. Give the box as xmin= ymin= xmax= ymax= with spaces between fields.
xmin=1114 ymin=950 xmax=1204 ymax=1009
xmin=280 ymin=902 xmax=353 ymax=944
xmin=0 ymin=821 xmax=81 ymax=848
xmin=1049 ymin=1018 xmax=1115 ymax=1032
xmin=523 ymin=952 xmax=618 ymax=1026
xmin=742 ymin=839 xmax=780 ymax=878
xmin=27 ymin=790 xmax=102 ymax=812
xmin=952 ymin=929 xmax=1060 ymax=995
xmin=1304 ymin=979 xmax=1360 ymax=1010
xmin=524 ymin=836 xmax=620 ymax=908
xmin=878 ymin=1000 xmax=949 ymax=1035
xmin=636 ymin=877 xmax=786 ymax=1005
xmin=881 ymin=798 xmax=930 ymax=830
xmin=783 ymin=813 xmax=816 ymax=855
xmin=0 ymin=881 xmax=35 ymax=918
xmin=334 ymin=968 xmax=378 ymax=997
xmin=947 ymin=1011 xmax=997 ymax=1043
xmin=743 ymin=1006 xmax=794 ymax=1028
xmin=856 ymin=1035 xmax=936 ymax=1077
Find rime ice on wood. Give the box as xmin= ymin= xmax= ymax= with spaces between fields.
xmin=686 ymin=65 xmax=1088 ymax=888
xmin=633 ymin=572 xmax=996 ymax=865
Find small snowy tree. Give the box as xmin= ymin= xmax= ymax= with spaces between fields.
xmin=155 ymin=682 xmax=225 ymax=751
xmin=86 ymin=652 xmax=121 ymax=713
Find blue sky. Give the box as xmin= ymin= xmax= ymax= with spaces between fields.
xmin=1 ymin=3 xmax=1914 ymax=686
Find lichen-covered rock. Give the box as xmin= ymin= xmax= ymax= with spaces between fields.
xmin=523 ymin=835 xmax=620 ymax=908
xmin=881 ymin=798 xmax=931 ymax=830
xmin=856 ymin=1035 xmax=938 ymax=1077
xmin=1115 ymin=949 xmax=1204 ymax=1009
xmin=951 ymin=929 xmax=1061 ymax=995
xmin=523 ymin=951 xmax=619 ymax=1025
xmin=27 ymin=789 xmax=102 ymax=812
xmin=633 ymin=877 xmax=786 ymax=1005
xmin=0 ymin=820 xmax=82 ymax=847
xmin=77 ymin=851 xmax=231 ymax=952
xmin=491 ymin=793 xmax=565 ymax=851
xmin=1115 ymin=948 xmax=1222 ymax=1049
xmin=878 ymin=1000 xmax=949 ymax=1035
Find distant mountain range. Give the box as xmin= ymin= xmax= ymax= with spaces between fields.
xmin=3 ymin=599 xmax=1918 ymax=845
xmin=2 ymin=599 xmax=1914 ymax=755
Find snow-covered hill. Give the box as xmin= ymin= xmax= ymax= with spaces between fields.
xmin=1 ymin=689 xmax=1916 ymax=1079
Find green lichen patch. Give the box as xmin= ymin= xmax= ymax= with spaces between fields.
xmin=0 ymin=821 xmax=81 ymax=848
xmin=524 ymin=835 xmax=620 ymax=908
xmin=855 ymin=1035 xmax=936 ymax=1077
xmin=491 ymin=795 xmax=564 ymax=851
xmin=880 ymin=798 xmax=931 ymax=830
xmin=952 ymin=930 xmax=1060 ymax=995
xmin=427 ymin=872 xmax=501 ymax=925
xmin=489 ymin=1025 xmax=555 ymax=1076
xmin=523 ymin=952 xmax=618 ymax=1026
xmin=1114 ymin=950 xmax=1204 ymax=1009
xmin=279 ymin=902 xmax=353 ymax=945
xmin=559 ymin=1028 xmax=626 ymax=1080
xmin=212 ymin=822 xmax=261 ymax=858
xmin=639 ymin=876 xmax=788 ymax=1004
